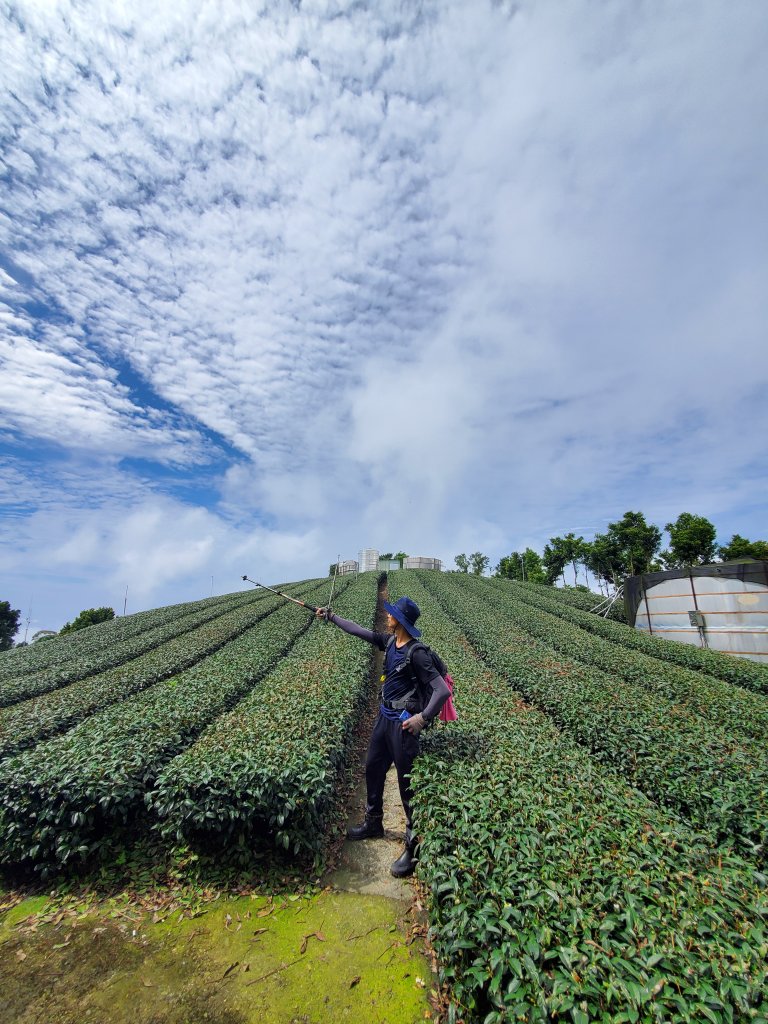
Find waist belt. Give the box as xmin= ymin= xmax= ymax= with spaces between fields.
xmin=380 ymin=691 xmax=418 ymax=712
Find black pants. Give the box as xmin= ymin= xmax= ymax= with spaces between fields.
xmin=365 ymin=713 xmax=420 ymax=832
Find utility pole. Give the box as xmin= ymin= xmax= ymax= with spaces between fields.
xmin=23 ymin=599 xmax=32 ymax=644
xmin=519 ymin=552 xmax=526 ymax=582
xmin=123 ymin=586 xmax=129 ymax=616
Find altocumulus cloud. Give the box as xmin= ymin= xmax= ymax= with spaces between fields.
xmin=0 ymin=0 xmax=766 ymax=631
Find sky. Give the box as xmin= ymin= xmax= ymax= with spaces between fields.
xmin=1 ymin=0 xmax=767 ymax=636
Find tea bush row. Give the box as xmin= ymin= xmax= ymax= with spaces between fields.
xmin=392 ymin=572 xmax=767 ymax=1024
xmin=150 ymin=572 xmax=380 ymax=860
xmin=0 ymin=586 xmax=310 ymax=760
xmin=417 ymin=573 xmax=768 ymax=864
xmin=471 ymin=577 xmax=768 ymax=744
xmin=0 ymin=588 xmax=247 ymax=684
xmin=520 ymin=580 xmax=626 ymax=621
xmin=0 ymin=586 xmax=280 ymax=708
xmin=507 ymin=579 xmax=768 ymax=695
xmin=0 ymin=580 xmax=334 ymax=871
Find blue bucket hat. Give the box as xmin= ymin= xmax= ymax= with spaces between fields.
xmin=382 ymin=596 xmax=422 ymax=638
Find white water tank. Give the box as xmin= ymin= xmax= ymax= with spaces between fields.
xmin=403 ymin=556 xmax=443 ymax=571
xmin=625 ymin=560 xmax=768 ymax=664
xmin=358 ymin=548 xmax=379 ymax=573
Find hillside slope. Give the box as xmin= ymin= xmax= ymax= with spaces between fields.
xmin=1 ymin=570 xmax=766 ymax=1023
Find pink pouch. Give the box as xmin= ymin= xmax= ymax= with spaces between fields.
xmin=439 ymin=673 xmax=458 ymax=722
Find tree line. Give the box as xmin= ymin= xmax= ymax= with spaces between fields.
xmin=4 ymin=515 xmax=763 ymax=650
xmin=0 ymin=604 xmax=115 ymax=651
xmin=455 ymin=511 xmax=768 ymax=593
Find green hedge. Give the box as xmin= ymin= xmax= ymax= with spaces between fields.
xmin=390 ymin=571 xmax=767 ymax=1024
xmin=503 ymin=578 xmax=768 ymax=695
xmin=519 ymin=580 xmax=626 ymax=622
xmin=150 ymin=573 xmax=380 ymax=859
xmin=416 ymin=572 xmax=768 ymax=865
xmin=0 ymin=588 xmax=265 ymax=708
xmin=475 ymin=577 xmax=768 ymax=744
xmin=0 ymin=588 xmax=246 ymax=685
xmin=0 ymin=587 xmax=307 ymax=760
xmin=0 ymin=580 xmax=333 ymax=871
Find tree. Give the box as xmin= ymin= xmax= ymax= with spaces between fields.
xmin=584 ymin=511 xmax=661 ymax=586
xmin=582 ymin=535 xmax=624 ymax=589
xmin=608 ymin=511 xmax=661 ymax=577
xmin=328 ymin=563 xmax=338 ymax=577
xmin=496 ymin=551 xmax=525 ymax=581
xmin=521 ymin=548 xmax=547 ymax=584
xmin=379 ymin=552 xmax=394 ymax=561
xmin=454 ymin=553 xmax=470 ymax=573
xmin=562 ymin=532 xmax=586 ymax=585
xmin=718 ymin=534 xmax=768 ymax=561
xmin=542 ymin=537 xmax=570 ymax=585
xmin=469 ymin=552 xmax=490 ymax=576
xmin=32 ymin=630 xmax=58 ymax=643
xmin=661 ymin=513 xmax=717 ymax=567
xmin=394 ymin=551 xmax=409 ymax=568
xmin=59 ymin=607 xmax=115 ymax=635
xmin=495 ymin=548 xmax=546 ymax=583
xmin=0 ymin=601 xmax=21 ymax=651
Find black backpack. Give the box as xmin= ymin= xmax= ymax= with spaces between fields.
xmin=383 ymin=636 xmax=449 ymax=715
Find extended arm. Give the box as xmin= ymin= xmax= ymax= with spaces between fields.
xmin=319 ymin=610 xmax=387 ymax=650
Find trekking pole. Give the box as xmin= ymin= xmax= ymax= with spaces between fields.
xmin=241 ymin=576 xmax=319 ymax=614
xmin=324 ymin=557 xmax=340 ymax=619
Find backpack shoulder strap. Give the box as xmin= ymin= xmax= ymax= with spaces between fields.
xmin=402 ymin=641 xmax=430 ymax=682
xmin=405 ymin=641 xmax=448 ymax=680
xmin=402 ymin=640 xmax=426 ymax=664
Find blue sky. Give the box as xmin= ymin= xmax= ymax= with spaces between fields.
xmin=1 ymin=0 xmax=766 ymax=634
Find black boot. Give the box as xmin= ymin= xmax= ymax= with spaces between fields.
xmin=347 ymin=812 xmax=384 ymax=840
xmin=390 ymin=832 xmax=418 ymax=878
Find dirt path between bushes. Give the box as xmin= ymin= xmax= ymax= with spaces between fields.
xmin=323 ymin=631 xmax=413 ymax=902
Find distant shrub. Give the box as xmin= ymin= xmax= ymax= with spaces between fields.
xmin=59 ymin=607 xmax=115 ymax=635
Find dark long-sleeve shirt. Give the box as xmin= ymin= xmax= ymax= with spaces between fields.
xmin=328 ymin=613 xmax=451 ymax=722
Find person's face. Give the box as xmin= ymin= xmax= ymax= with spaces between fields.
xmin=386 ymin=612 xmax=396 ymax=633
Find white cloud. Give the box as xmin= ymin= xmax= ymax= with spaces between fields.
xmin=1 ymin=0 xmax=766 ymax=629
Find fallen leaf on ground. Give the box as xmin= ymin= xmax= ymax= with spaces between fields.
xmin=299 ymin=930 xmax=327 ymax=955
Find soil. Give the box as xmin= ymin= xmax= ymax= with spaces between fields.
xmin=0 ymin=890 xmax=431 ymax=1024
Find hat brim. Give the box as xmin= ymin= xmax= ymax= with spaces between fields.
xmin=382 ymin=600 xmax=422 ymax=638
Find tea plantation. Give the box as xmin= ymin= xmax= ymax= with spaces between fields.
xmin=1 ymin=570 xmax=766 ymax=1023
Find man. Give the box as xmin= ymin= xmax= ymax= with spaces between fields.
xmin=317 ymin=595 xmax=450 ymax=877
